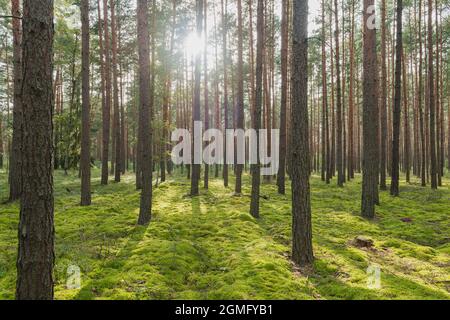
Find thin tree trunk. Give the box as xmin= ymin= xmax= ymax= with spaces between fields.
xmin=391 ymin=0 xmax=403 ymax=197
xmin=9 ymin=0 xmax=23 ymax=201
xmin=111 ymin=0 xmax=121 ymax=183
xmin=348 ymin=0 xmax=355 ymax=180
xmin=235 ymin=0 xmax=244 ymax=195
xmin=277 ymin=0 xmax=289 ymax=194
xmin=137 ymin=0 xmax=152 ymax=225
xmin=80 ymin=0 xmax=91 ymax=206
xmin=101 ymin=0 xmax=112 ymax=185
xmin=427 ymin=0 xmax=438 ymax=189
xmin=380 ymin=0 xmax=388 ymax=190
xmin=221 ymin=0 xmax=229 ymax=188
xmin=190 ymin=0 xmax=203 ymax=196
xmin=334 ymin=0 xmax=344 ymax=187
xmin=250 ymin=0 xmax=263 ymax=219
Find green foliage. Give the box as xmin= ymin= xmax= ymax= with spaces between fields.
xmin=0 ymin=169 xmax=448 ymax=300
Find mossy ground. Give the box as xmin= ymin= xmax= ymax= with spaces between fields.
xmin=0 ymin=167 xmax=449 ymax=300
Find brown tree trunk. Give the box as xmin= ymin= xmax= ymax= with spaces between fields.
xmin=203 ymin=0 xmax=209 ymax=189
xmin=334 ymin=0 xmax=344 ymax=187
xmin=9 ymin=0 xmax=23 ymax=201
xmin=380 ymin=0 xmax=388 ymax=190
xmin=80 ymin=0 xmax=91 ymax=206
xmin=348 ymin=0 xmax=355 ymax=180
xmin=101 ymin=0 xmax=112 ymax=185
xmin=16 ymin=0 xmax=55 ymax=300
xmin=137 ymin=0 xmax=153 ymax=225
xmin=190 ymin=0 xmax=203 ymax=196
xmin=362 ymin=0 xmax=379 ymax=219
xmin=277 ymin=0 xmax=289 ymax=194
xmin=291 ymin=0 xmax=314 ymax=268
xmin=221 ymin=0 xmax=229 ymax=188
xmin=235 ymin=0 xmax=244 ymax=195
xmin=391 ymin=0 xmax=403 ymax=197
xmin=250 ymin=0 xmax=263 ymax=219
xmin=402 ymin=50 xmax=410 ymax=183
xmin=427 ymin=0 xmax=438 ymax=189
xmin=418 ymin=0 xmax=426 ymax=186
xmin=111 ymin=0 xmax=121 ymax=183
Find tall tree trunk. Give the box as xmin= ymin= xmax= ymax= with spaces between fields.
xmin=291 ymin=0 xmax=314 ymax=268
xmin=203 ymin=0 xmax=209 ymax=189
xmin=235 ymin=0 xmax=244 ymax=195
xmin=361 ymin=0 xmax=379 ymax=219
xmin=190 ymin=0 xmax=203 ymax=196
xmin=418 ymin=0 xmax=426 ymax=186
xmin=250 ymin=0 xmax=263 ymax=219
xmin=161 ymin=1 xmax=177 ymax=183
xmin=16 ymin=0 xmax=55 ymax=300
xmin=137 ymin=0 xmax=153 ymax=225
xmin=427 ymin=0 xmax=438 ymax=189
xmin=111 ymin=0 xmax=121 ymax=183
xmin=101 ymin=0 xmax=112 ymax=185
xmin=348 ymin=0 xmax=355 ymax=180
xmin=9 ymin=0 xmax=23 ymax=201
xmin=277 ymin=0 xmax=289 ymax=194
xmin=402 ymin=50 xmax=410 ymax=183
xmin=80 ymin=0 xmax=91 ymax=206
xmin=391 ymin=0 xmax=403 ymax=197
xmin=380 ymin=0 xmax=388 ymax=190
xmin=334 ymin=0 xmax=344 ymax=187
xmin=221 ymin=0 xmax=229 ymax=188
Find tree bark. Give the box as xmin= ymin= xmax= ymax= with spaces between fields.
xmin=111 ymin=0 xmax=121 ymax=183
xmin=190 ymin=0 xmax=203 ymax=196
xmin=235 ymin=0 xmax=244 ymax=195
xmin=277 ymin=0 xmax=289 ymax=194
xmin=334 ymin=0 xmax=344 ymax=187
xmin=221 ymin=0 xmax=229 ymax=188
xmin=101 ymin=0 xmax=112 ymax=185
xmin=391 ymin=0 xmax=403 ymax=197
xmin=80 ymin=0 xmax=91 ymax=206
xmin=291 ymin=0 xmax=314 ymax=268
xmin=16 ymin=0 xmax=55 ymax=300
xmin=137 ymin=0 xmax=153 ymax=225
xmin=380 ymin=0 xmax=388 ymax=190
xmin=9 ymin=0 xmax=23 ymax=201
xmin=361 ymin=0 xmax=379 ymax=219
xmin=250 ymin=0 xmax=263 ymax=219
xmin=427 ymin=0 xmax=438 ymax=189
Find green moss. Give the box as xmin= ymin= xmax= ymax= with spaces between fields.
xmin=0 ymin=168 xmax=449 ymax=300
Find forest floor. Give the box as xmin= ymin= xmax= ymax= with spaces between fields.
xmin=0 ymin=168 xmax=449 ymax=300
